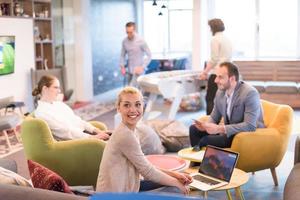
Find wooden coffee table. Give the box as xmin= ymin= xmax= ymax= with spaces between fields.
xmin=185 ymin=167 xmax=249 ymax=200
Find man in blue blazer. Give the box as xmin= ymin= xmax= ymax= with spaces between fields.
xmin=189 ymin=62 xmax=265 ymax=149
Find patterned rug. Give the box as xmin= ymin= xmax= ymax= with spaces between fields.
xmin=0 ymin=130 xmax=23 ymax=158
xmin=73 ymin=101 xmax=116 ymax=121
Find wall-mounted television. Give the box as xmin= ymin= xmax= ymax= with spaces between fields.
xmin=0 ymin=36 xmax=15 ymax=75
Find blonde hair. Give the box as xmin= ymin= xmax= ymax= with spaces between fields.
xmin=32 ymin=75 xmax=57 ymax=97
xmin=116 ymin=86 xmax=143 ymax=106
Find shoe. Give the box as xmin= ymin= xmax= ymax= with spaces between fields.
xmin=192 ymin=145 xmax=200 ymax=152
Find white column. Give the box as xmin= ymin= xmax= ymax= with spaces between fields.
xmin=297 ymin=0 xmax=300 ymax=59
xmin=63 ymin=0 xmax=93 ymax=101
xmin=192 ymin=0 xmax=212 ymax=70
xmin=135 ymin=0 xmax=144 ymax=35
xmin=192 ymin=0 xmax=201 ymax=70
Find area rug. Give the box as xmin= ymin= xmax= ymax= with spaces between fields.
xmin=73 ymin=101 xmax=116 ymax=121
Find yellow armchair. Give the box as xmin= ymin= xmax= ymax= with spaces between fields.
xmin=229 ymin=100 xmax=293 ymax=186
xmin=198 ymin=100 xmax=293 ymax=186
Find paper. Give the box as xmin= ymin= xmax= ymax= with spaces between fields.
xmin=179 ymin=150 xmax=204 ymax=161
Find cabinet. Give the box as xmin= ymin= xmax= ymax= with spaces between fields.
xmin=0 ymin=0 xmax=54 ymax=69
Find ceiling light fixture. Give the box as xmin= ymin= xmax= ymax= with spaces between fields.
xmin=161 ymin=4 xmax=166 ymax=9
xmin=152 ymin=0 xmax=157 ymax=6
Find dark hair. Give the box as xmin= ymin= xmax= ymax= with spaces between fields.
xmin=219 ymin=62 xmax=239 ymax=82
xmin=208 ymin=18 xmax=225 ymax=35
xmin=32 ymin=75 xmax=57 ymax=97
xmin=125 ymin=22 xmax=136 ymax=28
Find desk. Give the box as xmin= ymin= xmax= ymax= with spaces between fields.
xmin=186 ymin=167 xmax=249 ymax=200
xmin=138 ymin=70 xmax=205 ymax=120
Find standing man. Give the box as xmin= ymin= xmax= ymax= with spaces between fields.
xmin=190 ymin=62 xmax=265 ymax=149
xmin=200 ymin=18 xmax=232 ymax=115
xmin=120 ymin=22 xmax=152 ymax=86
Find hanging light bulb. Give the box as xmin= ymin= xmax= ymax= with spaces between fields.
xmin=158 ymin=11 xmax=163 ymax=16
xmin=152 ymin=0 xmax=157 ymax=6
xmin=161 ymin=4 xmax=166 ymax=9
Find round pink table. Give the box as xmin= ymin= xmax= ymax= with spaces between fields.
xmin=146 ymin=155 xmax=187 ymax=171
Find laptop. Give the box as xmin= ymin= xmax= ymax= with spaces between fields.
xmin=189 ymin=145 xmax=239 ymax=191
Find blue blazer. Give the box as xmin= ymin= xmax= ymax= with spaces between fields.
xmin=210 ymin=81 xmax=265 ymax=137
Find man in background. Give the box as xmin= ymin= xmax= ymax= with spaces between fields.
xmin=120 ymin=22 xmax=152 ymax=86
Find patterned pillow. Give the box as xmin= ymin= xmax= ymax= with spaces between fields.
xmin=27 ymin=160 xmax=73 ymax=194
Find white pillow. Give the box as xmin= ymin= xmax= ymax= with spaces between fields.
xmin=146 ymin=120 xmax=190 ymax=152
xmin=0 ymin=166 xmax=32 ymax=187
xmin=136 ymin=122 xmax=166 ymax=155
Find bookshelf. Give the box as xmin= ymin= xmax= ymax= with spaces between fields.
xmin=0 ymin=0 xmax=54 ymax=69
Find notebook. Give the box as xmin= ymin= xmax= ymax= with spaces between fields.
xmin=189 ymin=145 xmax=239 ymax=191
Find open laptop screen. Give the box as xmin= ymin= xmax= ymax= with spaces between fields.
xmin=199 ymin=145 xmax=239 ymax=182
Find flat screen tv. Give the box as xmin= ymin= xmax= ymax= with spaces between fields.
xmin=0 ymin=36 xmax=15 ymax=75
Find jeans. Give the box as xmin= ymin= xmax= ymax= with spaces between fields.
xmin=189 ymin=124 xmax=234 ymax=148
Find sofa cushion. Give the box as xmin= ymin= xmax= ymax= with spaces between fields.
xmin=28 ymin=160 xmax=73 ymax=194
xmin=245 ymin=81 xmax=265 ymax=93
xmin=146 ymin=120 xmax=190 ymax=152
xmin=0 ymin=166 xmax=32 ymax=187
xmin=284 ymin=163 xmax=300 ymax=200
xmin=136 ymin=122 xmax=166 ymax=155
xmin=265 ymin=81 xmax=298 ymax=94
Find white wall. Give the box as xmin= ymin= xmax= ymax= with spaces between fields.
xmin=0 ymin=18 xmax=35 ymax=112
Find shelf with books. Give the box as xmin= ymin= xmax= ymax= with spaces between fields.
xmin=0 ymin=0 xmax=54 ymax=70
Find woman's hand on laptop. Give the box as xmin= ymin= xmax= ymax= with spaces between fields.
xmin=175 ymin=172 xmax=193 ymax=185
xmin=162 ymin=170 xmax=192 ymax=185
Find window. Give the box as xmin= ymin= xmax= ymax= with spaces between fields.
xmin=214 ymin=0 xmax=299 ymax=60
xmin=259 ymin=0 xmax=297 ymax=58
xmin=144 ymin=0 xmax=193 ymax=53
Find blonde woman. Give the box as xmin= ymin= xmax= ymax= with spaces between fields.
xmin=96 ymin=86 xmax=192 ymax=194
xmin=32 ymin=75 xmax=110 ymax=141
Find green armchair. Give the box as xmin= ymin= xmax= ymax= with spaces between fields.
xmin=21 ymin=117 xmax=106 ymax=188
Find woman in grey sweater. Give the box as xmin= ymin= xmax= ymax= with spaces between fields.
xmin=96 ymin=87 xmax=191 ymax=194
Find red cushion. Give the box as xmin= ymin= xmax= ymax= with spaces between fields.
xmin=27 ymin=160 xmax=73 ymax=194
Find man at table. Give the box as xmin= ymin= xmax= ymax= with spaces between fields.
xmin=120 ymin=22 xmax=152 ymax=86
xmin=189 ymin=62 xmax=265 ymax=149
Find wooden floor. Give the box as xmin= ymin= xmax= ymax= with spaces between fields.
xmin=5 ymin=101 xmax=300 ymax=200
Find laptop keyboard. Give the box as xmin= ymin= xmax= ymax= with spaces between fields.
xmin=193 ymin=175 xmax=221 ymax=185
